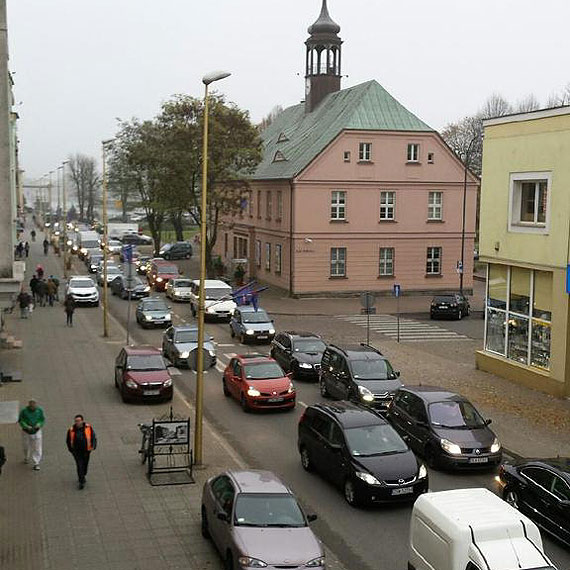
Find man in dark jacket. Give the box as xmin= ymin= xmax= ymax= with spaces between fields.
xmin=29 ymin=275 xmax=39 ymax=303
xmin=66 ymin=414 xmax=97 ymax=489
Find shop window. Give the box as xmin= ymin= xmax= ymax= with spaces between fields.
xmin=488 ymin=264 xmax=508 ymax=310
xmin=507 ymin=315 xmax=530 ymax=364
xmin=485 ymin=308 xmax=506 ymax=355
xmin=533 ymin=271 xmax=552 ymax=320
xmin=509 ymin=267 xmax=530 ymax=315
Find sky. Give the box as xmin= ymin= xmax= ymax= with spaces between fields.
xmin=8 ymin=0 xmax=570 ymax=181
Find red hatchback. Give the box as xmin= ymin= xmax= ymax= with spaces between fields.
xmin=114 ymin=346 xmax=173 ymax=403
xmin=222 ymin=354 xmax=296 ymax=412
xmin=148 ymin=261 xmax=179 ymax=292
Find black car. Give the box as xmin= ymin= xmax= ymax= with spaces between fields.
xmin=110 ymin=274 xmax=151 ymax=300
xmin=386 ymin=386 xmax=502 ymax=470
xmin=270 ymin=332 xmax=326 ymax=381
xmin=498 ymin=458 xmax=570 ymax=547
xmin=298 ymin=401 xmax=428 ymax=507
xmin=120 ymin=233 xmax=153 ymax=246
xmin=160 ymin=241 xmax=193 ymax=260
xmin=136 ymin=255 xmax=152 ymax=275
xmin=430 ymin=294 xmax=470 ymax=320
xmin=319 ymin=344 xmax=402 ymax=411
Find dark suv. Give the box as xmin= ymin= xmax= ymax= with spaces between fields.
xmin=270 ymin=331 xmax=326 ymax=381
xmin=161 ymin=241 xmax=193 ymax=260
xmin=298 ymin=401 xmax=428 ymax=507
xmin=319 ymin=344 xmax=402 ymax=411
xmin=430 ymin=294 xmax=470 ymax=320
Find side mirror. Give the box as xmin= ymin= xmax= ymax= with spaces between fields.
xmin=216 ymin=512 xmax=228 ymax=522
xmin=394 ymin=370 xmax=401 ymax=378
xmin=307 ymin=514 xmax=318 ymax=523
xmin=286 ymin=372 xmax=293 ymax=379
xmin=329 ymin=442 xmax=342 ymax=452
xmin=485 ymin=419 xmax=492 ymax=426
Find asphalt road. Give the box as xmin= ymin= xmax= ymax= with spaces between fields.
xmin=76 ymin=256 xmax=569 ymax=570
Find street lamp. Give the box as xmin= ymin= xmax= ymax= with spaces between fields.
xmin=101 ymin=138 xmax=115 ymax=338
xmin=195 ymin=70 xmax=231 ymax=466
xmin=61 ymin=161 xmax=69 ymax=278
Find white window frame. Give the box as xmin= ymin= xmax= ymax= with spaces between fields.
xmin=330 ymin=190 xmax=346 ymax=220
xmin=379 ymin=191 xmax=395 ymax=221
xmin=359 ymin=142 xmax=372 ymax=162
xmin=379 ymin=247 xmax=394 ymax=276
xmin=407 ymin=143 xmax=420 ymax=162
xmin=426 ymin=246 xmax=441 ymax=275
xmin=508 ymin=172 xmax=551 ymax=234
xmin=330 ymin=247 xmax=346 ymax=277
xmin=265 ymin=243 xmax=271 ymax=271
xmin=428 ymin=191 xmax=443 ymax=220
xmin=275 ymin=244 xmax=282 ymax=274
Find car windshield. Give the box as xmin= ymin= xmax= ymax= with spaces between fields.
xmin=205 ymin=288 xmax=230 ymax=300
xmin=244 ymin=362 xmax=284 ymax=380
xmin=70 ymin=279 xmax=95 ymax=288
xmin=174 ymin=280 xmax=192 ymax=288
xmin=158 ymin=266 xmax=178 ymax=274
xmin=234 ymin=494 xmax=306 ymax=528
xmin=242 ymin=310 xmax=270 ymax=323
xmin=126 ymin=355 xmax=165 ymax=371
xmin=434 ymin=296 xmax=455 ymax=303
xmin=293 ymin=339 xmax=326 ymax=353
xmin=127 ymin=277 xmax=144 ymax=287
xmin=345 ymin=424 xmax=408 ymax=457
xmin=174 ymin=331 xmax=199 ymax=343
xmin=90 ymin=256 xmax=102 ymax=264
xmin=107 ymin=267 xmax=122 ymax=274
xmin=142 ymin=302 xmax=168 ymax=312
xmin=161 ymin=244 xmax=172 ymax=251
xmin=428 ymin=400 xmax=487 ymax=429
xmin=351 ymin=358 xmax=394 ymax=380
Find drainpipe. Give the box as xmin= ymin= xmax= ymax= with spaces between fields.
xmin=288 ymin=179 xmax=294 ymax=297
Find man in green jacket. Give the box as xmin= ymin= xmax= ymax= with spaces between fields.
xmin=18 ymin=398 xmax=45 ymax=470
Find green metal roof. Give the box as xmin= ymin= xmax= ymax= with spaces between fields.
xmin=254 ymin=80 xmax=434 ymax=180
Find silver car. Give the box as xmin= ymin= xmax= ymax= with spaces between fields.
xmin=201 ymin=470 xmax=325 ymax=570
xmin=165 ymin=278 xmax=193 ymax=302
xmin=162 ymin=326 xmax=216 ymax=369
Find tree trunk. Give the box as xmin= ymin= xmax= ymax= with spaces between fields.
xmin=147 ymin=212 xmax=163 ymax=256
xmin=171 ymin=212 xmax=184 ymax=241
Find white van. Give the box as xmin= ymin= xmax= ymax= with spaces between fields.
xmin=189 ymin=279 xmax=236 ymax=321
xmin=409 ymin=488 xmax=557 ymax=570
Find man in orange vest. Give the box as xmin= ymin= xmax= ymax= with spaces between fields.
xmin=66 ymin=414 xmax=97 ymax=490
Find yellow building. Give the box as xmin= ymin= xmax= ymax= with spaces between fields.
xmin=476 ymin=107 xmax=570 ymax=397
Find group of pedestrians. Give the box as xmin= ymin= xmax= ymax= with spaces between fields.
xmin=14 ymin=240 xmax=30 ymax=259
xmin=28 ymin=271 xmax=60 ymax=308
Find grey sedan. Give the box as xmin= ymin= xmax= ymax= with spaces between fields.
xmin=162 ymin=326 xmax=216 ymax=369
xmin=201 ymin=470 xmax=325 ymax=570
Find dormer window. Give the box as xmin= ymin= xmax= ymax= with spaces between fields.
xmin=273 ymin=150 xmax=287 ymax=163
xmin=277 ymin=132 xmax=289 ymax=143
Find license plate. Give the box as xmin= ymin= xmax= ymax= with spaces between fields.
xmin=257 ymin=335 xmax=268 ymax=340
xmin=392 ymin=487 xmax=413 ymax=496
xmin=267 ymin=397 xmax=284 ymax=403
xmin=144 ymin=390 xmax=160 ymax=396
xmin=469 ymin=457 xmax=489 ymax=464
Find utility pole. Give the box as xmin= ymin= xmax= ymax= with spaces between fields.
xmin=61 ymin=161 xmax=69 ymax=278
xmin=101 ymin=140 xmax=114 ymax=337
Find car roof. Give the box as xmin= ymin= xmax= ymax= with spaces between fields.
xmin=398 ymin=385 xmax=467 ymax=403
xmin=140 ymin=297 xmax=167 ymax=304
xmin=228 ymin=470 xmax=291 ymax=494
xmin=123 ymin=345 xmax=161 ymax=356
xmin=69 ymin=275 xmax=95 ymax=282
xmin=236 ymin=354 xmax=273 ymax=364
xmin=328 ymin=344 xmax=384 ymax=359
xmin=282 ymin=331 xmax=321 ymax=339
xmin=238 ymin=306 xmax=268 ymax=313
xmin=192 ymin=279 xmax=231 ymax=288
xmin=518 ymin=457 xmax=570 ymax=476
xmin=311 ymin=401 xmax=387 ymax=428
xmin=172 ymin=325 xmax=198 ymax=333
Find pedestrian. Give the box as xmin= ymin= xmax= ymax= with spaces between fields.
xmin=43 ymin=238 xmax=49 ymax=255
xmin=31 ymin=229 xmax=36 ymax=242
xmin=66 ymin=414 xmax=97 ymax=489
xmin=50 ymin=275 xmax=60 ymax=301
xmin=29 ymin=274 xmax=39 ymax=303
xmin=16 ymin=288 xmax=32 ymax=318
xmin=0 ymin=444 xmax=6 ymax=475
xmin=24 ymin=241 xmax=30 ymax=258
xmin=36 ymin=279 xmax=47 ymax=307
xmin=36 ymin=264 xmax=44 ymax=280
xmin=46 ymin=278 xmax=57 ymax=307
xmin=18 ymin=398 xmax=45 ymax=471
xmin=64 ymin=294 xmax=76 ymax=326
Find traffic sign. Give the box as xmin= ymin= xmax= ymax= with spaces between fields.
xmin=360 ymin=291 xmax=376 ymax=310
xmin=123 ymin=244 xmax=134 ymax=263
xmin=393 ymin=284 xmax=401 ymax=298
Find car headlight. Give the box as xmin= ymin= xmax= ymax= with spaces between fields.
xmin=208 ymin=350 xmax=216 ymax=357
xmin=80 ymin=248 xmax=87 ymax=254
xmin=440 ymin=438 xmax=462 ymax=455
xmin=165 ymin=314 xmax=171 ymax=320
xmin=305 ymin=556 xmax=325 ymax=568
xmin=418 ymin=464 xmax=428 ymax=479
xmin=67 ymin=240 xmax=73 ymax=246
xmin=490 ymin=438 xmax=501 ymax=454
xmin=163 ymin=378 xmax=172 ymax=388
xmin=269 ymin=328 xmax=275 ymax=335
xmin=358 ymin=385 xmax=374 ymax=402
xmin=206 ymin=306 xmax=215 ymax=313
xmin=287 ymin=382 xmax=295 ymax=393
xmin=238 ymin=557 xmax=267 ymax=569
xmin=299 ymin=362 xmax=312 ymax=369
xmin=145 ymin=315 xmax=153 ymax=321
xmin=125 ymin=379 xmax=138 ymax=389
xmin=247 ymin=387 xmax=261 ymax=397
xmin=246 ymin=329 xmax=255 ymax=335
xmin=156 ymin=277 xmax=163 ymax=282
xmin=355 ymin=471 xmax=382 ymax=486
xmin=144 ymin=286 xmax=150 ymax=292
xmin=179 ymin=351 xmax=190 ymax=359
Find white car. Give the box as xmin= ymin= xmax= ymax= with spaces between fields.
xmin=106 ymin=239 xmax=123 ymax=255
xmin=66 ymin=276 xmax=99 ymax=306
xmin=189 ymin=279 xmax=236 ymax=320
xmin=165 ymin=278 xmax=193 ymax=302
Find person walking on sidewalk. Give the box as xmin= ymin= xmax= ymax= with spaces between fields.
xmin=66 ymin=414 xmax=97 ymax=489
xmin=24 ymin=241 xmax=30 ymax=258
xmin=50 ymin=275 xmax=60 ymax=301
xmin=29 ymin=274 xmax=39 ymax=303
xmin=46 ymin=278 xmax=57 ymax=307
xmin=16 ymin=288 xmax=32 ymax=319
xmin=43 ymin=237 xmax=49 ymax=255
xmin=18 ymin=398 xmax=45 ymax=471
xmin=64 ymin=294 xmax=76 ymax=326
xmin=31 ymin=229 xmax=36 ymax=242
xmin=36 ymin=278 xmax=47 ymax=307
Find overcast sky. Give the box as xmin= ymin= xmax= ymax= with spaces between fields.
xmin=8 ymin=0 xmax=570 ymax=181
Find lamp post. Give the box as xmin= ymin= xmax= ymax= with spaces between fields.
xmin=101 ymin=139 xmax=114 ymax=337
xmin=194 ymin=70 xmax=231 ymax=466
xmin=61 ymin=161 xmax=69 ymax=278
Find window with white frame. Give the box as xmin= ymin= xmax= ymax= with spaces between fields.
xmin=509 ymin=173 xmax=550 ymax=232
xmin=255 ymin=240 xmax=261 ymax=267
xmin=265 ymin=243 xmax=271 ymax=271
xmin=426 ymin=247 xmax=441 ymax=275
xmin=275 ymin=244 xmax=282 ymax=274
xmin=359 ymin=142 xmax=372 ymax=161
xmin=407 ymin=143 xmax=420 ymax=162
xmin=330 ymin=191 xmax=346 ymax=220
xmin=276 ymin=191 xmax=283 ymax=220
xmin=428 ymin=191 xmax=443 ymax=220
xmin=330 ymin=247 xmax=346 ymax=277
xmin=379 ymin=191 xmax=395 ymax=220
xmin=379 ymin=248 xmax=394 ymax=276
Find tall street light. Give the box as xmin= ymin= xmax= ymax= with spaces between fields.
xmin=61 ymin=161 xmax=69 ymax=278
xmin=194 ymin=70 xmax=231 ymax=466
xmin=101 ymin=139 xmax=114 ymax=338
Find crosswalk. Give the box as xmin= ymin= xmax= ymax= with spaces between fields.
xmin=337 ymin=314 xmax=470 ymax=342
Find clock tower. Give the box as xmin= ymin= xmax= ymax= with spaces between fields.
xmin=305 ymin=0 xmax=342 ymax=113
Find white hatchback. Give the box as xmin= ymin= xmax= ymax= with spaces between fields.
xmin=66 ymin=276 xmax=99 ymax=306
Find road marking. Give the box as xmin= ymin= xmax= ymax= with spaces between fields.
xmin=169 ymin=368 xmax=182 ymax=376
xmin=298 ymin=401 xmax=308 ymax=408
xmin=215 ymin=363 xmax=226 ymax=373
xmin=217 ymin=343 xmax=235 ymax=348
xmin=223 ymin=353 xmax=236 ymax=359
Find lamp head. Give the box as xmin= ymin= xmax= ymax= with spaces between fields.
xmin=202 ymin=71 xmax=232 ymax=86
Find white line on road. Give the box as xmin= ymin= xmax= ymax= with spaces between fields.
xmin=298 ymin=401 xmax=308 ymax=408
xmin=217 ymin=343 xmax=235 ymax=348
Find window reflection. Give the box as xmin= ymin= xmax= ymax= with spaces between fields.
xmin=533 ymin=271 xmax=552 ymax=320
xmin=509 ymin=267 xmax=530 ymax=315
xmin=488 ymin=265 xmax=508 ymax=309
xmin=507 ymin=315 xmax=529 ymax=365
xmin=531 ymin=320 xmax=551 ymax=369
xmin=486 ymin=309 xmax=506 ymax=355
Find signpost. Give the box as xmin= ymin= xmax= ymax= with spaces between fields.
xmin=360 ymin=292 xmax=376 ymax=345
xmin=393 ymin=284 xmax=401 ymax=343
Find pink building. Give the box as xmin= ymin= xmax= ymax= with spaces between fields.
xmin=217 ymin=1 xmax=478 ymax=297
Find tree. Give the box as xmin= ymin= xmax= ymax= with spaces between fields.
xmin=546 ymin=83 xmax=570 ymax=107
xmin=68 ymin=154 xmax=100 ymax=222
xmin=107 ymin=148 xmax=137 ymax=222
xmin=258 ymin=105 xmax=284 ymax=131
xmin=515 ymin=94 xmax=541 ymax=113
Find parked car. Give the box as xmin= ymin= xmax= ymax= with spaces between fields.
xmin=298 ymin=401 xmax=428 ymax=507
xmin=162 ymin=326 xmax=216 ymax=369
xmin=498 ymin=457 xmax=570 ymax=547
xmin=120 ymin=233 xmax=153 ymax=246
xmin=110 ymin=274 xmax=151 ymax=300
xmin=165 ymin=278 xmax=192 ymax=302
xmin=201 ymin=470 xmax=324 ymax=570
xmin=66 ymin=276 xmax=99 ymax=306
xmin=386 ymin=386 xmax=502 ymax=470
xmin=189 ymin=279 xmax=236 ymax=320
xmin=230 ymin=306 xmax=275 ymax=344
xmin=160 ymin=241 xmax=193 ymax=260
xmin=430 ymin=294 xmax=470 ymax=320
xmin=270 ymin=331 xmax=326 ymax=381
xmin=114 ymin=346 xmax=173 ymax=403
xmin=136 ymin=255 xmax=152 ymax=275
xmin=319 ymin=344 xmax=402 ymax=411
xmin=135 ymin=297 xmax=172 ymax=329
xmin=147 ymin=261 xmax=179 ymax=292
xmin=222 ymin=354 xmax=295 ymax=412
xmin=96 ymin=264 xmax=123 ymax=286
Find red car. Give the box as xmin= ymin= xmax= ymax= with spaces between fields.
xmin=114 ymin=346 xmax=173 ymax=403
xmin=222 ymin=354 xmax=296 ymax=412
xmin=148 ymin=261 xmax=179 ymax=292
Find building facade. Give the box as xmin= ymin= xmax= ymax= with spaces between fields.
xmin=217 ymin=1 xmax=478 ymax=297
xmin=476 ymin=107 xmax=570 ymax=397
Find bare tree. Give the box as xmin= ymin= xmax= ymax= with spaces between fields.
xmin=68 ymin=154 xmax=100 ymax=222
xmin=546 ymin=83 xmax=570 ymax=108
xmin=515 ymin=94 xmax=541 ymax=113
xmin=480 ymin=93 xmax=513 ymax=119
xmin=258 ymin=105 xmax=284 ymax=131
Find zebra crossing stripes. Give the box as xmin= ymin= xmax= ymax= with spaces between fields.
xmin=338 ymin=315 xmax=470 ymax=342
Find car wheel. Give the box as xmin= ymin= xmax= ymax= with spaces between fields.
xmin=223 ymin=380 xmax=230 ymax=397
xmin=120 ymin=387 xmax=129 ymax=403
xmin=344 ymin=478 xmax=362 ymax=507
xmin=504 ymin=487 xmax=520 ymax=510
xmin=319 ymin=378 xmax=330 ymax=398
xmin=240 ymin=333 xmax=247 ymax=345
xmin=300 ymin=446 xmax=313 ymax=472
xmin=425 ymin=444 xmax=439 ymax=469
xmin=201 ymin=506 xmax=210 ymax=539
xmin=240 ymin=394 xmax=250 ymax=413
xmin=225 ymin=551 xmax=234 ymax=570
